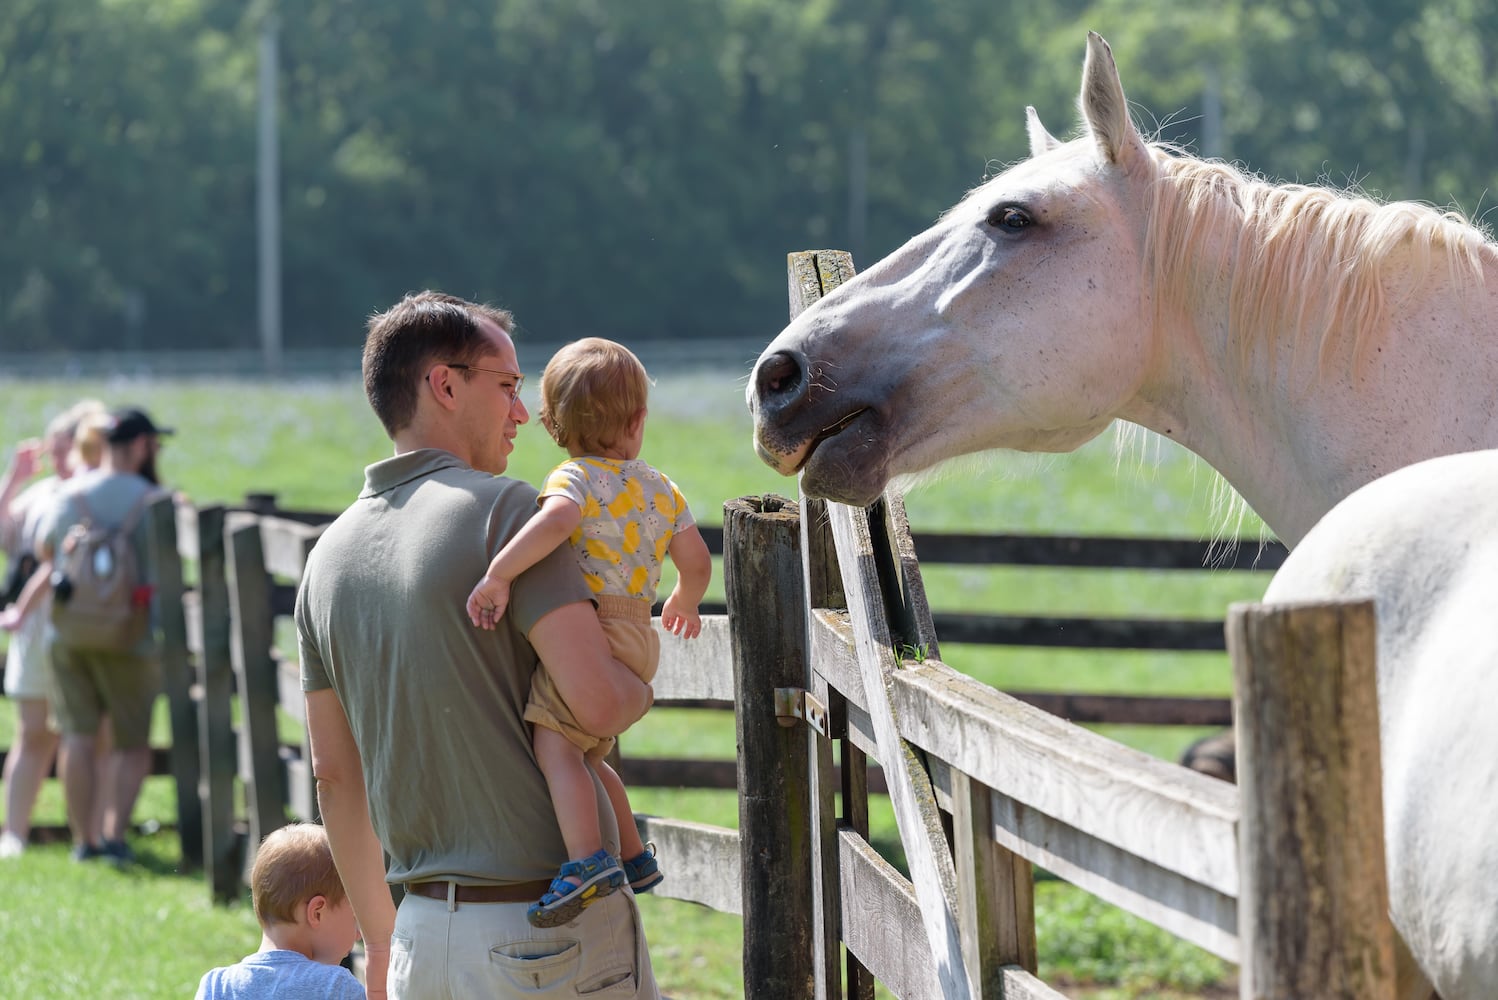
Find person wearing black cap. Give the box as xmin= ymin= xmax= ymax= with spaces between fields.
xmin=103 ymin=407 xmax=173 ymax=486
xmin=34 ymin=405 xmax=172 ymax=865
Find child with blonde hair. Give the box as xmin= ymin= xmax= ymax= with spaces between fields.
xmin=466 ymin=337 xmax=712 ymax=927
xmin=194 ymin=823 xmax=364 ymax=999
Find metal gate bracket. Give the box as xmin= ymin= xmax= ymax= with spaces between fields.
xmin=774 ymin=687 xmax=829 ymax=737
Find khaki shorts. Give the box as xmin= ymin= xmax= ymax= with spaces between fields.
xmin=525 ymin=595 xmax=658 ymax=754
xmin=49 ymin=643 xmax=160 ymax=748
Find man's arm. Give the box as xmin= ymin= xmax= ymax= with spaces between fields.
xmin=530 ymin=601 xmax=652 ymax=737
xmin=306 ymin=688 xmax=395 ymax=998
xmin=484 ymin=495 xmax=580 ymax=586
xmin=468 ymin=496 xmax=581 ymax=628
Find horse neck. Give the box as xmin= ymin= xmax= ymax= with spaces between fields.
xmin=1125 ymin=270 xmax=1498 ymax=547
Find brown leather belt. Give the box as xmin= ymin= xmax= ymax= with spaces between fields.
xmin=404 ymin=879 xmax=552 ymax=904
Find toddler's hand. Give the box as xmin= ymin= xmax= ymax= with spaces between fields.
xmin=466 ymin=576 xmax=512 ymax=630
xmin=660 ymin=595 xmax=701 ymax=639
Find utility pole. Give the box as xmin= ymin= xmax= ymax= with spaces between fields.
xmin=257 ymin=13 xmax=282 ymax=373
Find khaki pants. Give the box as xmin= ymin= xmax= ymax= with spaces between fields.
xmin=388 ymin=887 xmax=659 ymax=999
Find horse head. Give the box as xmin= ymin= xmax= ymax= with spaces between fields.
xmin=749 ymin=33 xmax=1162 ymax=506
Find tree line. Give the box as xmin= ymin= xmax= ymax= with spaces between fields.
xmin=4 ymin=0 xmax=1495 ymax=353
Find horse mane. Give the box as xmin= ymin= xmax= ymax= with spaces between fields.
xmin=1142 ymin=147 xmax=1496 ymax=373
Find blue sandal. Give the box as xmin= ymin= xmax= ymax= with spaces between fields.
xmin=527 ymin=849 xmax=625 ymax=928
xmin=623 ymin=843 xmax=664 ymax=893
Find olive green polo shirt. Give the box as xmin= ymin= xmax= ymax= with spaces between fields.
xmin=296 ymin=449 xmax=602 ymax=885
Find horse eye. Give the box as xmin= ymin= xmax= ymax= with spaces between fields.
xmin=986 ymin=205 xmax=1033 ymax=231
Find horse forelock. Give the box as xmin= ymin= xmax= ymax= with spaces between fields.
xmin=1144 ymin=149 xmax=1495 ymax=378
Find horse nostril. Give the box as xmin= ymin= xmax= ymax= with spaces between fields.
xmin=756 ymin=351 xmax=804 ymax=402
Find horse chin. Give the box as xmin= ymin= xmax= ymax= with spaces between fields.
xmin=795 ymin=419 xmax=893 ymax=507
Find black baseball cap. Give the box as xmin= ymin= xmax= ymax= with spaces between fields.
xmin=105 ymin=407 xmax=175 ymax=444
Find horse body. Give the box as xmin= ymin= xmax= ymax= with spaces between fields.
xmin=748 ymin=31 xmax=1498 ymax=998
xmin=1265 ymin=450 xmax=1498 ymax=999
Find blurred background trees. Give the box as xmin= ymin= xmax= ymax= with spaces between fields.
xmin=4 ymin=0 xmax=1497 ymax=353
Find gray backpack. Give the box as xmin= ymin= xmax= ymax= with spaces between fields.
xmin=50 ymin=490 xmax=158 ymax=652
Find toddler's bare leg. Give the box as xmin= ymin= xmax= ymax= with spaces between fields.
xmin=534 ymin=725 xmax=602 ymax=879
xmin=590 ymin=754 xmax=645 ymax=860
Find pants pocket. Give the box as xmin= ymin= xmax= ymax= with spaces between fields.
xmin=572 ymin=895 xmax=642 ymax=995
xmin=490 ymin=937 xmax=582 ymax=992
xmin=386 ymin=933 xmax=415 ymax=995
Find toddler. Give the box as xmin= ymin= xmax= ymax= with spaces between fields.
xmin=195 ymin=823 xmax=364 ymax=999
xmin=466 ymin=337 xmax=712 ymax=927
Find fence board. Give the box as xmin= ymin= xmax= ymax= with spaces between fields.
xmin=982 ymin=784 xmax=1238 ymax=961
xmin=837 ymin=830 xmax=944 ymax=1000
xmin=826 ymin=500 xmax=972 ymax=999
xmin=809 ymin=612 xmax=1240 ymax=895
xmin=226 ymin=517 xmax=287 ymax=862
xmin=194 ymin=505 xmax=240 ymax=902
xmin=147 ymin=494 xmax=202 ymax=869
xmin=636 ymin=816 xmax=740 ymax=914
xmin=952 ymin=770 xmax=1037 ymax=994
xmin=256 ymin=516 xmax=325 ymax=580
xmin=653 ymin=615 xmax=733 ymax=701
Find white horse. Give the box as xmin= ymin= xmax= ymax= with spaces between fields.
xmin=747 ymin=32 xmax=1498 ymax=1000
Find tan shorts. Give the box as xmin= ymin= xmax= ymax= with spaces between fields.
xmin=49 ymin=643 xmax=160 ymax=748
xmin=525 ymin=595 xmax=659 ymax=754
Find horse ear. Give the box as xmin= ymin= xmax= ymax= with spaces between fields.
xmin=1079 ymin=31 xmax=1148 ymax=172
xmin=1026 ymin=106 xmax=1061 ymax=157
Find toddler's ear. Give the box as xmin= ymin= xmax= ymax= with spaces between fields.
xmin=305 ymin=894 xmax=328 ymax=927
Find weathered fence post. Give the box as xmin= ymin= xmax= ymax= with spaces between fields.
xmin=195 ymin=505 xmax=241 ymax=901
xmin=799 ymin=495 xmax=855 ymax=1000
xmin=1228 ymin=599 xmax=1395 ymax=1000
xmin=726 ymin=494 xmax=815 ymax=1000
xmin=226 ymin=515 xmax=287 ymax=868
xmin=147 ymin=494 xmax=202 ymax=869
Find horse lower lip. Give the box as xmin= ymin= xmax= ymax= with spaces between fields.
xmin=795 ymin=408 xmax=870 ymax=472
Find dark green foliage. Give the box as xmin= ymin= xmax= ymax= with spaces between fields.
xmin=3 ymin=1 xmax=1495 ymax=353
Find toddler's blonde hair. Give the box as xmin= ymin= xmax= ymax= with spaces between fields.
xmin=539 ymin=338 xmax=650 ymax=454
xmin=250 ymin=823 xmax=348 ymax=927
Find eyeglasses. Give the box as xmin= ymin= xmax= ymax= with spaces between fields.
xmin=445 ymin=363 xmax=525 ymax=403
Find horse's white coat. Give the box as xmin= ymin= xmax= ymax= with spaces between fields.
xmin=748 ymin=31 xmax=1498 ymax=999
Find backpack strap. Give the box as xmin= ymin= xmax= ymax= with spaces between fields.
xmin=69 ymin=487 xmax=164 ymax=539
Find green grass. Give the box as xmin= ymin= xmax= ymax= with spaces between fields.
xmin=0 ymin=372 xmax=1259 ymax=998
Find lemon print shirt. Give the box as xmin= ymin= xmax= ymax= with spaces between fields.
xmin=540 ymin=457 xmax=695 ymax=601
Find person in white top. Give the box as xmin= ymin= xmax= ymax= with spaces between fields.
xmin=0 ymin=400 xmax=106 ymax=858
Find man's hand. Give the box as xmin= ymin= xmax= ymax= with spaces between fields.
xmin=466 ymin=575 xmax=512 ymax=630
xmin=363 ymin=940 xmax=390 ymax=998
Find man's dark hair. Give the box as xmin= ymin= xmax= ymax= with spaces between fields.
xmin=362 ymin=291 xmax=516 ymax=437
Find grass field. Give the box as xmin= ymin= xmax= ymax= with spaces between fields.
xmin=0 ymin=370 xmax=1266 ymax=998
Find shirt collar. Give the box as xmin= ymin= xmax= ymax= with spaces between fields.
xmin=359 ymin=448 xmax=471 ymax=499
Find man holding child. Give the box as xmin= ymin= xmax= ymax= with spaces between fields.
xmin=295 ymin=291 xmax=659 ymax=998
